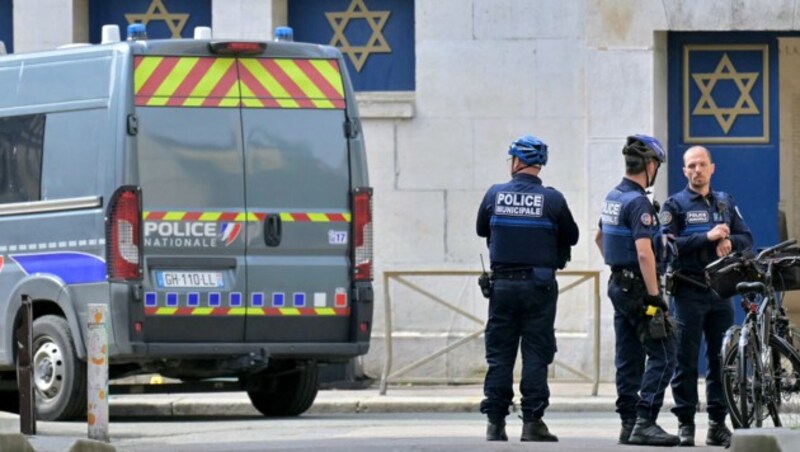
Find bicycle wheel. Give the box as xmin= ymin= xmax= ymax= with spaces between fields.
xmin=738 ymin=326 xmax=761 ymax=428
xmin=721 ymin=327 xmax=746 ymax=428
xmin=765 ymin=335 xmax=800 ymax=428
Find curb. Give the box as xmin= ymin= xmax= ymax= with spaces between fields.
xmin=731 ymin=428 xmax=800 ymax=452
xmin=106 ymin=397 xmax=626 ymax=417
xmin=0 ymin=433 xmax=34 ymax=452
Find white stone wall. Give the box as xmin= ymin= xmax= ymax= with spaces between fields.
xmin=13 ymin=0 xmax=86 ymax=52
xmin=365 ymin=0 xmax=593 ymax=383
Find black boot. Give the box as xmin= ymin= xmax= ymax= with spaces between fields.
xmin=521 ymin=417 xmax=558 ymax=442
xmin=628 ymin=417 xmax=681 ymax=446
xmin=619 ymin=418 xmax=636 ymax=445
xmin=678 ymin=423 xmax=695 ymax=447
xmin=706 ymin=420 xmax=732 ymax=447
xmin=486 ymin=419 xmax=507 ymax=441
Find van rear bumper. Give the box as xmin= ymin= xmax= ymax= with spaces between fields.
xmin=126 ymin=342 xmax=369 ymax=361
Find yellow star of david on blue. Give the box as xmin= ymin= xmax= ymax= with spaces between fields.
xmin=691 ymin=53 xmax=760 ymax=134
xmin=326 ymin=0 xmax=392 ymax=72
xmin=125 ymin=0 xmax=189 ymax=39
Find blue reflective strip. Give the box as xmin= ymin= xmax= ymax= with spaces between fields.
xmin=145 ymin=292 xmax=157 ymax=307
xmin=209 ymin=292 xmax=221 ymax=306
xmin=602 ymin=225 xmax=633 ymax=236
xmin=683 ymin=225 xmax=712 ymax=234
xmin=252 ymin=292 xmax=264 ymax=307
xmin=11 ymin=252 xmax=106 ymax=284
xmin=491 ymin=216 xmax=555 ymax=229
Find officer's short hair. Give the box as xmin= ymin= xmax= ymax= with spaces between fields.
xmin=625 ymin=155 xmax=651 ymax=174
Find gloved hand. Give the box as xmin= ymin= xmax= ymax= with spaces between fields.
xmin=644 ymin=293 xmax=668 ymax=311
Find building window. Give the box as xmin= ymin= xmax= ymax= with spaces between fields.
xmin=0 ymin=0 xmax=12 ymax=53
xmin=0 ymin=114 xmax=45 ymax=204
xmin=289 ymin=0 xmax=415 ymax=92
xmin=88 ymin=0 xmax=210 ymax=43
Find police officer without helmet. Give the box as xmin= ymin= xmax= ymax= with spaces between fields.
xmin=595 ymin=135 xmax=680 ymax=446
xmin=476 ymin=135 xmax=579 ymax=442
xmin=663 ymin=146 xmax=752 ymax=447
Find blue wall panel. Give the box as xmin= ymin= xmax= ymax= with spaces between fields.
xmin=289 ymin=0 xmax=415 ymax=91
xmin=0 ymin=0 xmax=12 ymax=53
xmin=668 ymin=32 xmax=782 ymax=251
xmin=89 ymin=0 xmax=210 ymax=43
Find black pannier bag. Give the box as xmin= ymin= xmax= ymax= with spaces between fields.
xmin=705 ymin=251 xmax=759 ymax=299
xmin=770 ymin=254 xmax=800 ymax=292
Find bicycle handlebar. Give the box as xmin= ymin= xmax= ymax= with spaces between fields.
xmin=756 ymin=239 xmax=798 ymax=261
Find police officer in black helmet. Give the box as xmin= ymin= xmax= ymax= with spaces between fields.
xmin=476 ymin=135 xmax=579 ymax=442
xmin=595 ymin=135 xmax=680 ymax=446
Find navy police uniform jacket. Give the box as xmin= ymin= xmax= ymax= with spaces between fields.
xmin=600 ymin=178 xmax=660 ymax=271
xmin=661 ymin=187 xmax=753 ymax=275
xmin=476 ymin=173 xmax=579 ymax=271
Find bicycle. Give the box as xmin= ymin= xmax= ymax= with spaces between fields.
xmin=710 ymin=239 xmax=800 ymax=428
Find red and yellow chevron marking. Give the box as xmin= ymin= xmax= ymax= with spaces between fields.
xmin=143 ymin=211 xmax=351 ymax=223
xmin=142 ymin=211 xmax=264 ymax=222
xmin=238 ymin=58 xmax=344 ymax=109
xmin=135 ymin=56 xmax=241 ymax=107
xmin=144 ymin=307 xmax=350 ymax=316
xmin=279 ymin=212 xmax=351 ymax=222
xmin=134 ymin=56 xmax=345 ymax=109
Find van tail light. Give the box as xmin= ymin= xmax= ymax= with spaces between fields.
xmin=106 ymin=186 xmax=143 ymax=281
xmin=352 ymin=187 xmax=373 ymax=281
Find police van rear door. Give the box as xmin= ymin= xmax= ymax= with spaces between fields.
xmin=134 ymin=50 xmax=248 ymax=342
xmin=237 ymin=55 xmax=352 ymax=342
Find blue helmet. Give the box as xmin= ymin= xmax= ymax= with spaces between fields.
xmin=507 ymin=135 xmax=548 ymax=166
xmin=623 ymin=134 xmax=666 ymax=163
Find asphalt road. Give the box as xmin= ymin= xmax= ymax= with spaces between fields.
xmin=26 ymin=412 xmax=725 ymax=451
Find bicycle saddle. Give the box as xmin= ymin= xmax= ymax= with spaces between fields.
xmin=736 ymin=281 xmax=766 ymax=294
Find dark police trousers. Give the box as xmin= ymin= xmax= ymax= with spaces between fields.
xmin=670 ymin=283 xmax=734 ymax=423
xmin=609 ymin=279 xmax=676 ymax=421
xmin=480 ymin=274 xmax=558 ymax=421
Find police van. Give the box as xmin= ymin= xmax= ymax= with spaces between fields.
xmin=0 ymin=26 xmax=373 ymax=420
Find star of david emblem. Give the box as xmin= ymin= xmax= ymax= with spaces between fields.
xmin=691 ymin=53 xmax=760 ymax=134
xmin=125 ymin=0 xmax=190 ymax=39
xmin=326 ymin=0 xmax=391 ymax=72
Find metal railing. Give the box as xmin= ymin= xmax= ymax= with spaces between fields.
xmin=379 ymin=270 xmax=602 ymax=396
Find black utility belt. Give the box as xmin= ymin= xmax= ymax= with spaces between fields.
xmin=611 ymin=269 xmax=645 ymax=293
xmin=492 ymin=267 xmax=553 ymax=281
xmin=610 ymin=269 xmax=643 ymax=283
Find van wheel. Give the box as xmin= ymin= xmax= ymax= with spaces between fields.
xmin=247 ymin=361 xmax=319 ymax=417
xmin=29 ymin=315 xmax=86 ymax=421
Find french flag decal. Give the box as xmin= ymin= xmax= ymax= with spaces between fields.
xmin=219 ymin=223 xmax=242 ymax=246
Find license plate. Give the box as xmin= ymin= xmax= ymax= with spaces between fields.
xmin=156 ymin=271 xmax=224 ymax=288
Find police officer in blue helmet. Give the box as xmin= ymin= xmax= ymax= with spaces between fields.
xmin=595 ymin=135 xmax=680 ymax=446
xmin=663 ymin=146 xmax=752 ymax=447
xmin=476 ymin=135 xmax=579 ymax=442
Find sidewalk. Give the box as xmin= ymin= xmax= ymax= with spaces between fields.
xmin=2 ymin=381 xmax=799 ymax=451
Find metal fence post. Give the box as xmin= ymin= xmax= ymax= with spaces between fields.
xmin=16 ymin=294 xmax=35 ymax=435
xmin=87 ymin=304 xmax=109 ymax=442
